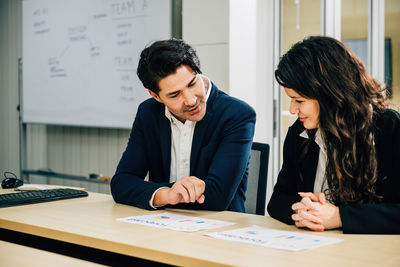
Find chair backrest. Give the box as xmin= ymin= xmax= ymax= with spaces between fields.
xmin=245 ymin=142 xmax=270 ymax=215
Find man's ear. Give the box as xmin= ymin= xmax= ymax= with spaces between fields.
xmin=148 ymin=89 xmax=162 ymax=103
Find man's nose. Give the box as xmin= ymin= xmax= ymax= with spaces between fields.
xmin=183 ymin=90 xmax=196 ymax=106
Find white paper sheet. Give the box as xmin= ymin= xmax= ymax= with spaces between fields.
xmin=205 ymin=225 xmax=343 ymax=251
xmin=117 ymin=212 xmax=235 ymax=232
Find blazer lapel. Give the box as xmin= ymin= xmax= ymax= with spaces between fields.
xmin=159 ymin=106 xmax=171 ymax=179
xmin=300 ymin=140 xmax=320 ymax=191
xmin=190 ymin=84 xmax=217 ymax=174
xmin=191 ymin=112 xmax=212 ymax=174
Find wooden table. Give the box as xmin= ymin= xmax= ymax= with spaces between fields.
xmin=0 ymin=240 xmax=105 ymax=266
xmin=1 ymin=188 xmax=399 ymax=266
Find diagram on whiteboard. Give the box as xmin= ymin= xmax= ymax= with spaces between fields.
xmin=22 ymin=0 xmax=171 ymax=128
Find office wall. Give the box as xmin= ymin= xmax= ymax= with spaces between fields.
xmin=42 ymin=1 xmax=229 ymax=180
xmin=0 ymin=1 xmax=276 ymax=212
xmin=0 ymin=0 xmax=231 ymax=181
xmin=0 ymin=0 xmax=138 ymax=179
xmin=45 ymin=126 xmax=129 ymax=178
xmin=0 ymin=0 xmax=22 ymax=175
xmin=182 ymin=0 xmax=229 ymax=93
xmin=42 ymin=0 xmax=230 ymax=179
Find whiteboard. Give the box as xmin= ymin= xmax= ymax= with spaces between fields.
xmin=22 ymin=0 xmax=171 ymax=128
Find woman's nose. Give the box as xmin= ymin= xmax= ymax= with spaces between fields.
xmin=289 ymin=102 xmax=298 ymax=114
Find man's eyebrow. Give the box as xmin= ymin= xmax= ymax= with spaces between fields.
xmin=166 ymin=74 xmax=197 ymax=97
xmin=166 ymin=89 xmax=180 ymax=97
xmin=187 ymin=74 xmax=197 ymax=87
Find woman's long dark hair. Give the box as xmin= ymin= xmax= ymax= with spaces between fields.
xmin=275 ymin=36 xmax=387 ymax=204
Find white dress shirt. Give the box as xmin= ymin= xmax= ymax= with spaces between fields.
xmin=300 ymin=129 xmax=329 ymax=194
xmin=149 ymin=75 xmax=211 ymax=208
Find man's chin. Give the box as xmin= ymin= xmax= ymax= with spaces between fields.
xmin=187 ymin=110 xmax=206 ymax=122
xmin=186 ymin=104 xmax=206 ymax=122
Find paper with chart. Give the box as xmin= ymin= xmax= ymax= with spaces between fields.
xmin=205 ymin=225 xmax=343 ymax=251
xmin=117 ymin=212 xmax=235 ymax=232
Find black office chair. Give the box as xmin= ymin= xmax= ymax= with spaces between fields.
xmin=245 ymin=142 xmax=270 ymax=215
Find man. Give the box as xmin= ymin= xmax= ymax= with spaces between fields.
xmin=111 ymin=39 xmax=256 ymax=212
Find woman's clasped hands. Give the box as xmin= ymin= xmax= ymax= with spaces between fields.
xmin=291 ymin=192 xmax=342 ymax=232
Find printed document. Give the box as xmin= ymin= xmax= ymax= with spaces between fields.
xmin=205 ymin=225 xmax=343 ymax=251
xmin=117 ymin=212 xmax=235 ymax=232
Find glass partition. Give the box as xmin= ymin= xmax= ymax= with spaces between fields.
xmin=341 ymin=0 xmax=369 ymax=68
xmin=280 ymin=0 xmax=321 ymax=160
xmin=385 ymin=0 xmax=400 ymax=107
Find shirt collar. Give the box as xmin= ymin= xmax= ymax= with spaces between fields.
xmin=203 ymin=75 xmax=212 ymax=101
xmin=300 ymin=128 xmax=326 ymax=154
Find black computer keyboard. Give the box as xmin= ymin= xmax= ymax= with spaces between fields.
xmin=0 ymin=188 xmax=88 ymax=208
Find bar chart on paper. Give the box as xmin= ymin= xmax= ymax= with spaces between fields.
xmin=117 ymin=212 xmax=235 ymax=232
xmin=206 ymin=225 xmax=343 ymax=251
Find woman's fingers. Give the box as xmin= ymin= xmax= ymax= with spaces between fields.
xmin=298 ymin=192 xmax=326 ymax=204
xmin=292 ymin=210 xmax=323 ymax=224
xmin=296 ymin=219 xmax=325 ymax=232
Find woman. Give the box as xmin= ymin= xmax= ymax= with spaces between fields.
xmin=267 ymin=36 xmax=400 ymax=234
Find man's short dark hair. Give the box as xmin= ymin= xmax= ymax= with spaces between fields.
xmin=137 ymin=39 xmax=202 ymax=94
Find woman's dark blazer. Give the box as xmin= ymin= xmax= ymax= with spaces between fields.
xmin=267 ymin=109 xmax=400 ymax=234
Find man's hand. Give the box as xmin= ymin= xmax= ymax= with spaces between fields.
xmin=291 ymin=192 xmax=342 ymax=232
xmin=153 ymin=176 xmax=205 ymax=206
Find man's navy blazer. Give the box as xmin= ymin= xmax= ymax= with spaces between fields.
xmin=111 ymin=83 xmax=256 ymax=212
